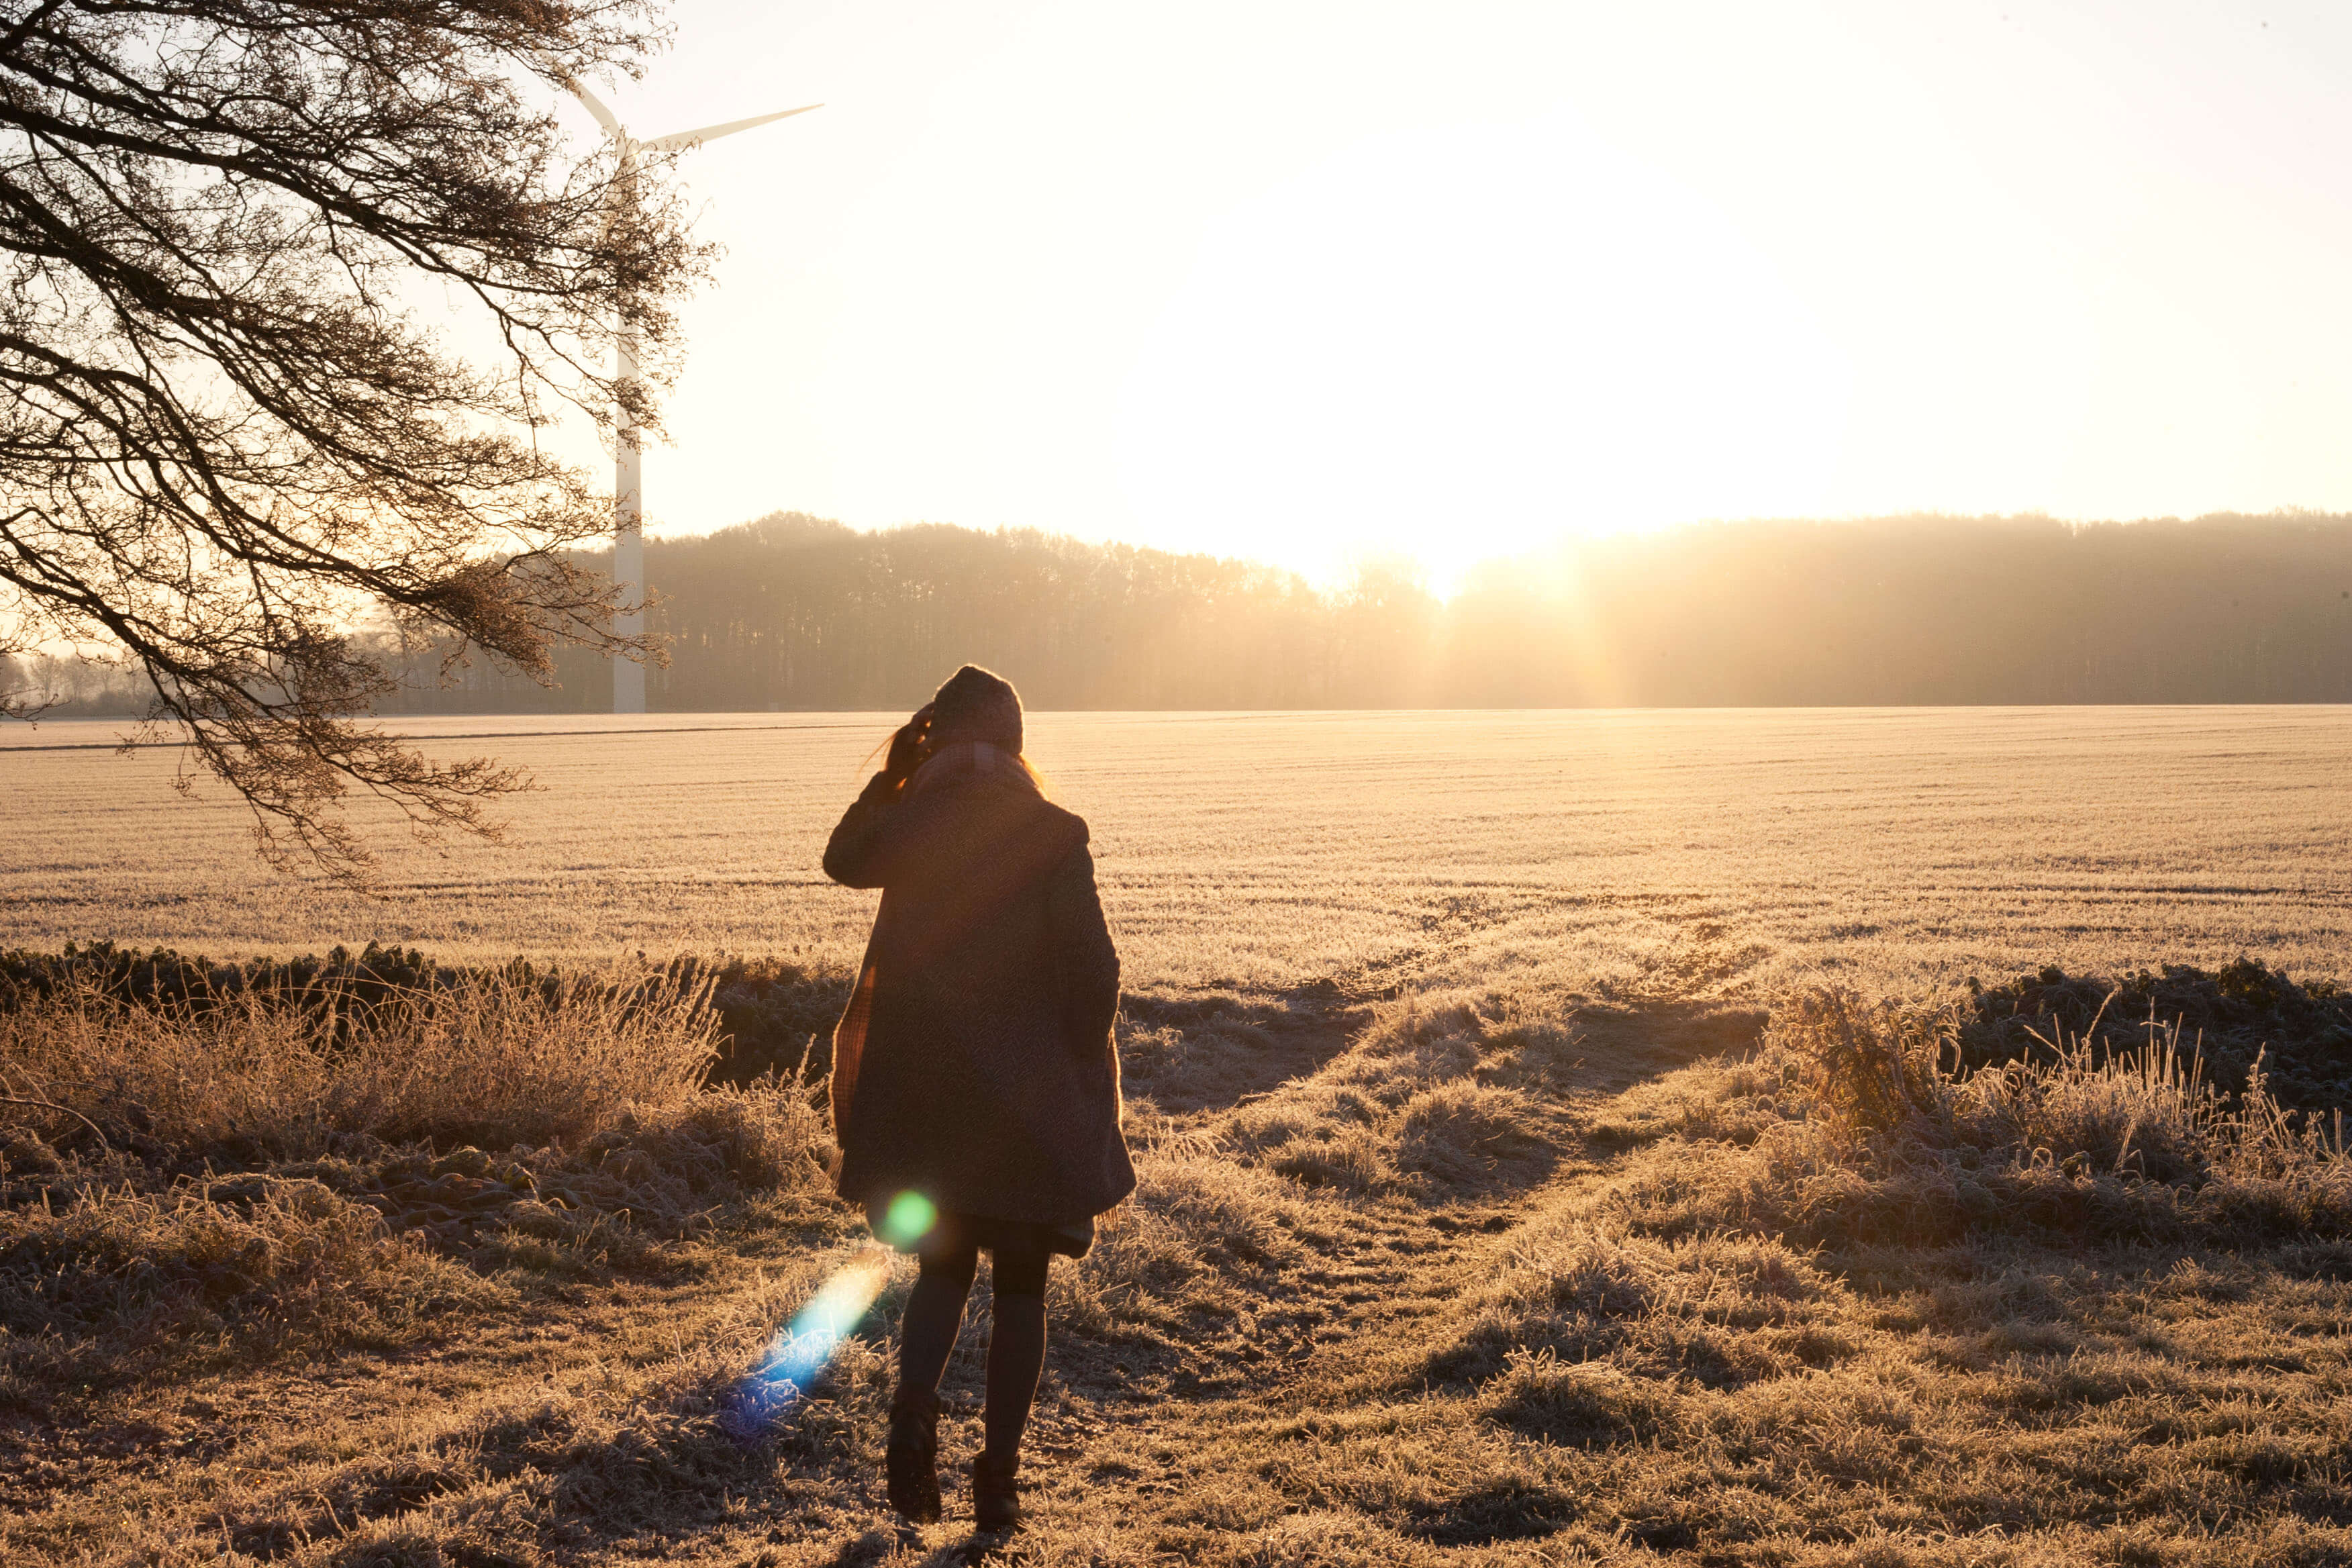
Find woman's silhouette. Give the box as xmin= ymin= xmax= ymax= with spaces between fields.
xmin=823 ymin=665 xmax=1134 ymax=1531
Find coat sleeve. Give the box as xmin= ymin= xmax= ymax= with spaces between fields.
xmin=1044 ymin=836 xmax=1121 ymax=1059
xmin=822 ymin=773 xmax=901 ymax=889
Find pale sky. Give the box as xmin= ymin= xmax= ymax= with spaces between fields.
xmin=534 ymin=1 xmax=2352 ymax=587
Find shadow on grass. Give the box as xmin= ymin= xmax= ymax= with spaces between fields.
xmin=1116 ymin=986 xmax=1367 ymax=1116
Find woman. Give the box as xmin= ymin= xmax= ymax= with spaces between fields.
xmin=822 ymin=665 xmax=1134 ymax=1531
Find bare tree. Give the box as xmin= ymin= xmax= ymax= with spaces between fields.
xmin=0 ymin=1 xmax=705 ymax=879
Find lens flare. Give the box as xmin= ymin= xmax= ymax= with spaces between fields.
xmin=724 ymin=1244 xmax=894 ymax=1438
xmin=720 ymin=1194 xmax=941 ymax=1438
xmin=879 ymin=1189 xmax=938 ymax=1247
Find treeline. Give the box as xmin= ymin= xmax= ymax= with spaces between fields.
xmin=15 ymin=511 xmax=2352 ymax=712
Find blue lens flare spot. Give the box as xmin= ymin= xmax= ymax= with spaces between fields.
xmin=723 ymin=1245 xmax=895 ymax=1440
xmin=718 ymin=1193 xmax=940 ymax=1440
xmin=879 ymin=1189 xmax=937 ymax=1247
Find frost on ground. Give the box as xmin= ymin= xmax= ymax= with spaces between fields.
xmin=7 ymin=707 xmax=2352 ymax=993
xmin=5 ymin=944 xmax=2352 ymax=1566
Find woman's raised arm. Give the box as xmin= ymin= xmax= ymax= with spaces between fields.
xmin=822 ymin=773 xmax=901 ymax=889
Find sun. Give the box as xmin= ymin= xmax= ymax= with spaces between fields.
xmin=1114 ymin=111 xmax=1853 ymax=585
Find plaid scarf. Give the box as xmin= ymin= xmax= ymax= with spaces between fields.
xmin=906 ymin=740 xmax=1038 ymax=800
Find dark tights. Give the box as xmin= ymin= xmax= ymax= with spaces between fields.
xmin=897 ymin=1230 xmax=1050 ymax=1466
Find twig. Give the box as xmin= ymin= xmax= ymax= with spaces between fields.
xmin=0 ymin=1091 xmax=113 ymax=1154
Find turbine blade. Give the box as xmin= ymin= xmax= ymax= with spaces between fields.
xmin=643 ymin=103 xmax=822 ymax=152
xmin=557 ymin=70 xmax=624 ymax=138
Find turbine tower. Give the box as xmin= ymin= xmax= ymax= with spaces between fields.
xmin=563 ymin=76 xmax=820 ymax=714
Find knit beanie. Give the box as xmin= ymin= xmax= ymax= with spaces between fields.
xmin=928 ymin=665 xmax=1024 ymax=752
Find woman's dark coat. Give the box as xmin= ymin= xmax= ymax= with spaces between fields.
xmin=822 ymin=744 xmax=1134 ymax=1230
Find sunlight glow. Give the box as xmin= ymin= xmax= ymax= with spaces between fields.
xmin=1116 ymin=116 xmax=1851 ymax=585
xmin=535 ymin=1 xmax=2352 ymax=583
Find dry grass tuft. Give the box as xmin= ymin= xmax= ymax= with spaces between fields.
xmin=1218 ymin=989 xmax=1576 ymax=1197
xmin=1057 ymin=1149 xmax=1318 ymax=1338
xmin=1481 ymin=1344 xmax=1681 ymax=1447
xmin=1433 ymin=1213 xmax=1834 ymax=1393
xmin=1783 ymin=985 xmax=1959 ymax=1139
xmin=0 ymin=965 xmax=723 ymax=1159
xmin=0 ymin=1174 xmax=489 ymax=1405
xmin=0 ymin=966 xmax=834 ymax=1404
xmin=1392 ymin=1080 xmax=1549 ymax=1187
xmin=1585 ymin=987 xmax=2352 ymax=1253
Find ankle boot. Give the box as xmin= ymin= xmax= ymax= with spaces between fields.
xmin=972 ymin=1449 xmax=1020 ymax=1532
xmin=885 ymin=1385 xmax=942 ymax=1522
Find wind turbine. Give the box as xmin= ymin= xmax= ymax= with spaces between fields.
xmin=562 ymin=75 xmax=821 ymax=714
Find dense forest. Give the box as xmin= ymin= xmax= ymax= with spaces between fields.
xmin=13 ymin=511 xmax=2352 ymax=713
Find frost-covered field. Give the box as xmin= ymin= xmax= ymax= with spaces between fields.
xmin=11 ymin=707 xmax=2352 ymax=1565
xmin=6 ymin=707 xmax=2349 ymax=995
